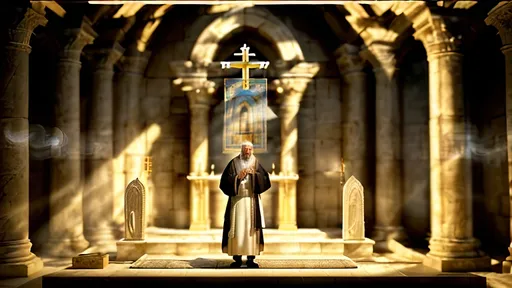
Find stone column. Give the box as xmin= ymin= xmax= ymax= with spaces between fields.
xmin=122 ymin=52 xmax=150 ymax=188
xmin=45 ymin=18 xmax=97 ymax=257
xmin=485 ymin=1 xmax=512 ymax=273
xmin=112 ymin=49 xmax=149 ymax=231
xmin=185 ymin=79 xmax=214 ymax=230
xmin=275 ymin=77 xmax=309 ymax=230
xmin=414 ymin=15 xmax=490 ymax=272
xmin=0 ymin=6 xmax=46 ymax=277
xmin=84 ymin=43 xmax=124 ymax=246
xmin=361 ymin=43 xmax=406 ymax=243
xmin=336 ymin=44 xmax=371 ymax=228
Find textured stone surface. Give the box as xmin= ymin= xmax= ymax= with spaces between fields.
xmin=0 ymin=6 xmax=46 ymax=277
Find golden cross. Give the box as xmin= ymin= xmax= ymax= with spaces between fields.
xmin=221 ymin=44 xmax=269 ymax=90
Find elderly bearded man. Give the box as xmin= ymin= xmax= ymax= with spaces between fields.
xmin=219 ymin=141 xmax=271 ymax=268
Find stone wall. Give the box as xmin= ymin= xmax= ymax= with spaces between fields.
xmin=145 ymin=5 xmax=344 ymax=229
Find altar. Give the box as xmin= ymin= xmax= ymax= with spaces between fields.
xmin=187 ymin=164 xmax=299 ymax=231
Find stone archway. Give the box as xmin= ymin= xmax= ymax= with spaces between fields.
xmin=190 ymin=7 xmax=304 ymax=63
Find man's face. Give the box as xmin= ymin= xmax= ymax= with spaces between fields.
xmin=242 ymin=145 xmax=253 ymax=159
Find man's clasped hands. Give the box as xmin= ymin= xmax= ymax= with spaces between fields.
xmin=238 ymin=167 xmax=255 ymax=179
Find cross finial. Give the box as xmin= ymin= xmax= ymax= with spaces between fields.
xmin=221 ymin=44 xmax=270 ymax=90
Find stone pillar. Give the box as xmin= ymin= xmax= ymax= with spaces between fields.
xmin=84 ymin=43 xmax=124 ymax=246
xmin=112 ymin=49 xmax=149 ymax=231
xmin=336 ymin=44 xmax=371 ymax=229
xmin=0 ymin=6 xmax=46 ymax=277
xmin=46 ymin=18 xmax=97 ymax=257
xmin=122 ymin=52 xmax=150 ymax=188
xmin=275 ymin=77 xmax=309 ymax=230
xmin=185 ymin=79 xmax=214 ymax=230
xmin=414 ymin=15 xmax=490 ymax=272
xmin=485 ymin=1 xmax=512 ymax=273
xmin=361 ymin=43 xmax=406 ymax=243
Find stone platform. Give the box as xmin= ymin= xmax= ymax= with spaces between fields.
xmin=41 ymin=255 xmax=487 ymax=288
xmin=116 ymin=227 xmax=375 ymax=261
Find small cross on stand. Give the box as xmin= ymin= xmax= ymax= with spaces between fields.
xmin=221 ymin=44 xmax=270 ymax=90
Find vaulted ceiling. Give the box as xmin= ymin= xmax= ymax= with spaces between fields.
xmin=38 ymin=0 xmax=499 ymax=58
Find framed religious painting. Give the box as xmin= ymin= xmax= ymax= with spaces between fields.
xmin=223 ymin=78 xmax=267 ymax=153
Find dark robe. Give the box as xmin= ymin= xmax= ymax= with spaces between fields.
xmin=219 ymin=156 xmax=271 ymax=253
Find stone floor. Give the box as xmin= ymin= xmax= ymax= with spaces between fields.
xmin=1 ymin=253 xmax=511 ymax=288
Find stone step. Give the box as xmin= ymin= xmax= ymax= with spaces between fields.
xmin=117 ymin=228 xmax=375 ymax=261
xmin=145 ymin=227 xmax=344 ymax=240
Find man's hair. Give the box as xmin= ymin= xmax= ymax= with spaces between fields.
xmin=241 ymin=141 xmax=253 ymax=148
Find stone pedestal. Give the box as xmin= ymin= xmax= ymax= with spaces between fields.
xmin=186 ymin=80 xmax=214 ymax=230
xmin=275 ymin=77 xmax=310 ymax=231
xmin=485 ymin=1 xmax=512 ymax=273
xmin=46 ymin=19 xmax=97 ymax=258
xmin=415 ymin=15 xmax=490 ymax=272
xmin=277 ymin=176 xmax=299 ymax=231
xmin=0 ymin=6 xmax=46 ymax=277
xmin=84 ymin=43 xmax=125 ymax=246
xmin=361 ymin=43 xmax=406 ymax=243
xmin=336 ymin=44 xmax=371 ymax=228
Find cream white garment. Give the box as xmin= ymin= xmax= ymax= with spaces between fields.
xmin=227 ymin=155 xmax=262 ymax=256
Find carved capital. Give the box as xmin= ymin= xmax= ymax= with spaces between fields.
xmin=86 ymin=42 xmax=125 ymax=71
xmin=183 ymin=78 xmax=215 ymax=108
xmin=59 ymin=17 xmax=97 ymax=63
xmin=273 ymin=77 xmax=310 ymax=107
xmin=169 ymin=60 xmax=209 ymax=78
xmin=413 ymin=15 xmax=463 ymax=58
xmin=360 ymin=43 xmax=397 ymax=77
xmin=276 ymin=62 xmax=319 ymax=79
xmin=7 ymin=8 xmax=47 ymax=52
xmin=336 ymin=44 xmax=365 ymax=74
xmin=119 ymin=51 xmax=150 ymax=74
xmin=485 ymin=2 xmax=512 ymax=46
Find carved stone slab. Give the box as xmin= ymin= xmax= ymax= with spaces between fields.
xmin=125 ymin=178 xmax=146 ymax=240
xmin=343 ymin=175 xmax=365 ymax=240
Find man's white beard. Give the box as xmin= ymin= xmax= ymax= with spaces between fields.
xmin=241 ymin=153 xmax=251 ymax=160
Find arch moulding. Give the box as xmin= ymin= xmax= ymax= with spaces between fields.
xmin=190 ymin=7 xmax=305 ymax=64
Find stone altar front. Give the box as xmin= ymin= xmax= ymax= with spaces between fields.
xmin=187 ymin=168 xmax=299 ymax=231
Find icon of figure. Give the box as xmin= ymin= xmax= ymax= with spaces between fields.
xmin=219 ymin=141 xmax=271 ymax=268
xmin=223 ymin=79 xmax=267 ymax=153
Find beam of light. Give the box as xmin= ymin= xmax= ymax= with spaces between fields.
xmin=32 ymin=1 xmax=67 ymax=17
xmin=113 ymin=2 xmax=145 ymax=18
xmin=88 ymin=0 xmax=380 ymax=6
xmin=207 ymin=3 xmax=253 ymax=14
xmin=137 ymin=4 xmax=172 ymax=52
xmin=113 ymin=123 xmax=161 ymax=230
xmin=88 ymin=1 xmax=379 ymax=5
